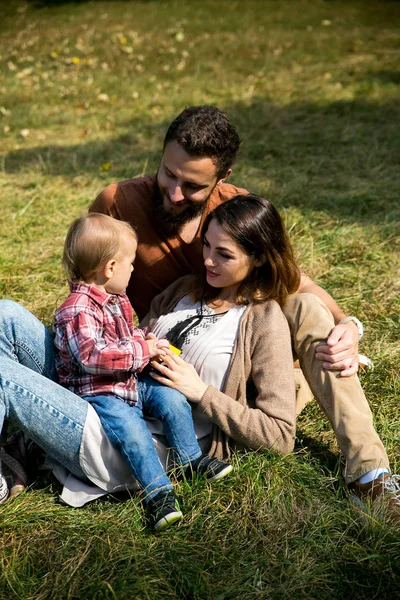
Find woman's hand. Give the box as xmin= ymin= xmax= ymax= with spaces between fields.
xmin=149 ymin=349 xmax=208 ymax=402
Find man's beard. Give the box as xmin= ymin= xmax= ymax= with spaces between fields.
xmin=153 ymin=191 xmax=208 ymax=237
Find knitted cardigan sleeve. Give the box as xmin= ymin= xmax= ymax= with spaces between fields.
xmin=199 ymin=301 xmax=296 ymax=456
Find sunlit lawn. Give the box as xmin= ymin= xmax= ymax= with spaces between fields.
xmin=0 ymin=1 xmax=400 ymax=598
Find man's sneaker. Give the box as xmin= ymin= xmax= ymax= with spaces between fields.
xmin=0 ymin=472 xmax=9 ymax=505
xmin=147 ymin=490 xmax=183 ymax=531
xmin=187 ymin=455 xmax=233 ymax=482
xmin=349 ymin=473 xmax=400 ymax=522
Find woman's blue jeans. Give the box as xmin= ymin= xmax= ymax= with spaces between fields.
xmin=0 ymin=300 xmax=89 ymax=479
xmin=86 ymin=376 xmax=201 ymax=501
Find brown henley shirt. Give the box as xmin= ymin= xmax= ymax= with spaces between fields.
xmin=89 ymin=176 xmax=247 ymax=320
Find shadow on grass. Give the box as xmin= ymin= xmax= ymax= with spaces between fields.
xmin=27 ymin=0 xmax=158 ymax=6
xmin=371 ymin=70 xmax=400 ymax=85
xmin=5 ymin=97 xmax=400 ymax=224
xmin=22 ymin=449 xmax=400 ymax=600
xmin=295 ymin=429 xmax=343 ymax=488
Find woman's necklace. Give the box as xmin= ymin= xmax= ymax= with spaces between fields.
xmin=166 ymin=298 xmax=229 ymax=351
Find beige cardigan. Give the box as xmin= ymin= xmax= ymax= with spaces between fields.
xmin=141 ymin=277 xmax=296 ymax=460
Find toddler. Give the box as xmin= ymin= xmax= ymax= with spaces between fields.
xmin=53 ymin=213 xmax=232 ymax=530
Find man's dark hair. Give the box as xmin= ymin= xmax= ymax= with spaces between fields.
xmin=163 ymin=105 xmax=241 ymax=179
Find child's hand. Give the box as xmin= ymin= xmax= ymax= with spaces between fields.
xmin=146 ymin=337 xmax=161 ymax=358
xmin=156 ymin=338 xmax=170 ymax=351
xmin=145 ymin=333 xmax=169 ymax=359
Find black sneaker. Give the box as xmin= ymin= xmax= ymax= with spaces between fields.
xmin=147 ymin=490 xmax=183 ymax=531
xmin=187 ymin=455 xmax=233 ymax=482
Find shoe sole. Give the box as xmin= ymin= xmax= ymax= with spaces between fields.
xmin=0 ymin=489 xmax=9 ymax=505
xmin=208 ymin=464 xmax=233 ymax=482
xmin=0 ymin=448 xmax=27 ymax=497
xmin=0 ymin=472 xmax=9 ymax=505
xmin=154 ymin=510 xmax=183 ymax=531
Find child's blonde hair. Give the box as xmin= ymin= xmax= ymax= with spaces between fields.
xmin=63 ymin=213 xmax=137 ymax=283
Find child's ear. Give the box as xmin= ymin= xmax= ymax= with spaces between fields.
xmin=103 ymin=258 xmax=116 ymax=280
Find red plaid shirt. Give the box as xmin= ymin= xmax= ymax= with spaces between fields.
xmin=53 ymin=282 xmax=150 ymax=405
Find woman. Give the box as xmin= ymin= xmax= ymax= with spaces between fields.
xmin=0 ymin=194 xmax=299 ymax=507
xmin=142 ymin=193 xmax=300 ymax=462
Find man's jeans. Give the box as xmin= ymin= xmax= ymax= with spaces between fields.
xmin=0 ymin=300 xmax=87 ymax=479
xmin=85 ymin=376 xmax=202 ymax=501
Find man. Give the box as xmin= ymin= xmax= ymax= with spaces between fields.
xmin=90 ymin=105 xmax=399 ymax=517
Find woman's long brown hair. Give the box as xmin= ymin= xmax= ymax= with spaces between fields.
xmin=190 ymin=194 xmax=300 ymax=307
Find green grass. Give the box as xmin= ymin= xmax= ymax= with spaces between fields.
xmin=1 ymin=0 xmax=400 ymax=598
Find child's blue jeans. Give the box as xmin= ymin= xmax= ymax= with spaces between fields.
xmin=84 ymin=375 xmax=202 ymax=501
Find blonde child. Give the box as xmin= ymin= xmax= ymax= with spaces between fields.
xmin=53 ymin=213 xmax=231 ymax=530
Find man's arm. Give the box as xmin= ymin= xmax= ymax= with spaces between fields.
xmin=297 ymin=274 xmax=360 ymax=377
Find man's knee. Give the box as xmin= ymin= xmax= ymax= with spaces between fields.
xmin=284 ymin=293 xmax=332 ymax=322
xmin=0 ymin=300 xmax=26 ymax=321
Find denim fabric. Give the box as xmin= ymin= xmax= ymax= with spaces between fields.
xmin=85 ymin=375 xmax=201 ymax=501
xmin=1 ymin=295 xmax=389 ymax=489
xmin=0 ymin=300 xmax=57 ymax=381
xmin=0 ymin=300 xmax=88 ymax=478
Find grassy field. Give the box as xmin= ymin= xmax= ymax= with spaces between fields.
xmin=1 ymin=0 xmax=400 ymax=598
